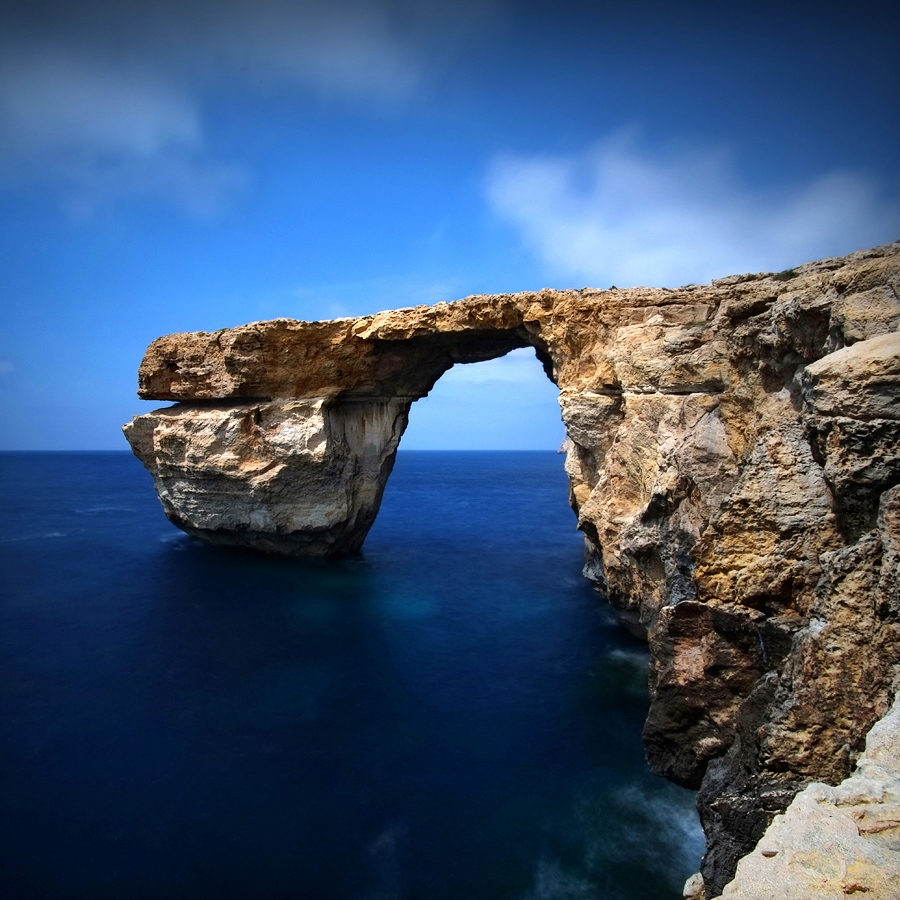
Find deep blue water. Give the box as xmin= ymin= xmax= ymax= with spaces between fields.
xmin=0 ymin=451 xmax=702 ymax=900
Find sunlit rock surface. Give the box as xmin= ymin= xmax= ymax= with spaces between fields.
xmin=721 ymin=691 xmax=900 ymax=899
xmin=125 ymin=241 xmax=900 ymax=895
xmin=125 ymin=398 xmax=410 ymax=555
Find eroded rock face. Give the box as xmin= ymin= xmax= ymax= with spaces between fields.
xmin=124 ymin=398 xmax=411 ymax=554
xmin=719 ymin=688 xmax=900 ymax=899
xmin=125 ymin=241 xmax=900 ymax=894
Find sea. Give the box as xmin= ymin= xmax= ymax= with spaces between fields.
xmin=0 ymin=450 xmax=703 ymax=900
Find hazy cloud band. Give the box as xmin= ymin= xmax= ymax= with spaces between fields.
xmin=486 ymin=132 xmax=900 ymax=287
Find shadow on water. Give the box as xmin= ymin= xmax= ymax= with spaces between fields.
xmin=0 ymin=452 xmax=703 ymax=900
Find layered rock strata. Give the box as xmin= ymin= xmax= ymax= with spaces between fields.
xmin=125 ymin=242 xmax=900 ymax=895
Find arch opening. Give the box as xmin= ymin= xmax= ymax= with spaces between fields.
xmin=358 ymin=356 xmax=705 ymax=900
xmin=399 ymin=347 xmax=565 ymax=451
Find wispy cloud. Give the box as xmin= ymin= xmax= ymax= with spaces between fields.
xmin=486 ymin=131 xmax=900 ymax=287
xmin=0 ymin=51 xmax=199 ymax=158
xmin=0 ymin=45 xmax=249 ymax=218
xmin=190 ymin=0 xmax=426 ymax=101
xmin=0 ymin=0 xmax=489 ymax=216
xmin=440 ymin=348 xmax=549 ymax=386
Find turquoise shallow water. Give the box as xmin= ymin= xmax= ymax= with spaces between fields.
xmin=0 ymin=450 xmax=703 ymax=899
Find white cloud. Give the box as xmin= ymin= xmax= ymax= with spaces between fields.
xmin=440 ymin=348 xmax=550 ymax=386
xmin=0 ymin=44 xmax=243 ymax=217
xmin=0 ymin=0 xmax=490 ymax=215
xmin=486 ymin=131 xmax=900 ymax=287
xmin=0 ymin=51 xmax=200 ymax=159
xmin=194 ymin=0 xmax=424 ymax=101
xmin=59 ymin=155 xmax=250 ymax=221
xmin=0 ymin=46 xmax=244 ymax=217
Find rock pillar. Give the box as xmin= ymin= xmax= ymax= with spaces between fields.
xmin=124 ymin=397 xmax=412 ymax=555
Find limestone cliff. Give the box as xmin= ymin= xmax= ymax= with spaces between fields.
xmin=718 ymin=691 xmax=900 ymax=899
xmin=124 ymin=242 xmax=900 ymax=895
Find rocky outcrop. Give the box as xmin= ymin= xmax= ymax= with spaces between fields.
xmin=124 ymin=241 xmax=900 ymax=895
xmin=127 ymin=311 xmax=538 ymax=554
xmin=124 ymin=398 xmax=412 ymax=555
xmin=719 ymin=689 xmax=900 ymax=899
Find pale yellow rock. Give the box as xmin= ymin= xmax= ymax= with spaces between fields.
xmin=800 ymin=331 xmax=900 ymax=420
xmin=693 ymin=423 xmax=842 ymax=613
xmin=124 ymin=398 xmax=410 ymax=554
xmin=721 ymin=694 xmax=900 ymax=900
xmin=830 ymin=286 xmax=900 ymax=344
xmin=683 ymin=871 xmax=706 ymax=899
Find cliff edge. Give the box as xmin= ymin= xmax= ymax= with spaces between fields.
xmin=125 ymin=242 xmax=900 ymax=895
xmin=718 ymin=690 xmax=900 ymax=899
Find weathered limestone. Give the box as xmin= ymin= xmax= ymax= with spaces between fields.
xmin=125 ymin=317 xmax=533 ymax=554
xmin=124 ymin=398 xmax=411 ymax=554
xmin=124 ymin=241 xmax=900 ymax=895
xmin=719 ymin=689 xmax=900 ymax=899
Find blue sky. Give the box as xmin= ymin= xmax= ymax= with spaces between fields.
xmin=0 ymin=0 xmax=897 ymax=450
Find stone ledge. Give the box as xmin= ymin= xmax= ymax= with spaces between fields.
xmin=718 ymin=692 xmax=900 ymax=899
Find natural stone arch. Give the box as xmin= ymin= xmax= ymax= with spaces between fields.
xmin=125 ymin=243 xmax=900 ymax=895
xmin=126 ymin=316 xmax=558 ymax=556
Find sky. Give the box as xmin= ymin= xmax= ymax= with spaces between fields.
xmin=0 ymin=0 xmax=897 ymax=450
